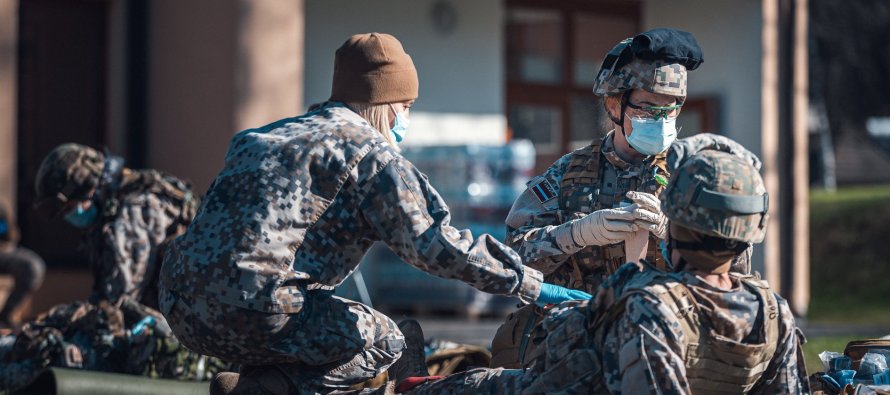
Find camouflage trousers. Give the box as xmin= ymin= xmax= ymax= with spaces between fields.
xmin=408 ymin=368 xmax=525 ymax=395
xmin=160 ymin=289 xmax=405 ymax=393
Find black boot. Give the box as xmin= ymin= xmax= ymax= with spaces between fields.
xmin=388 ymin=319 xmax=430 ymax=383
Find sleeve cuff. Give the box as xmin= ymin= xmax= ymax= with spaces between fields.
xmin=552 ymin=221 xmax=583 ymax=254
xmin=516 ymin=266 xmax=544 ymax=304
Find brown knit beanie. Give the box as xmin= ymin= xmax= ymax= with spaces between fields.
xmin=330 ymin=33 xmax=419 ymax=104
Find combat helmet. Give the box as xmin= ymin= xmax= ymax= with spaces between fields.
xmin=34 ymin=143 xmax=105 ymax=217
xmin=593 ymin=28 xmax=703 ymax=99
xmin=660 ymin=149 xmax=769 ymax=244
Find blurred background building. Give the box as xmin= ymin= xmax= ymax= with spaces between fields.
xmin=0 ymin=0 xmax=812 ymax=317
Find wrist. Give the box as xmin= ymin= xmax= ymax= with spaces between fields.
xmin=554 ymin=221 xmax=584 ymax=252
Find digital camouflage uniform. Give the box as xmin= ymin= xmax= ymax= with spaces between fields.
xmin=490 ymin=132 xmax=670 ymax=368
xmin=491 ymin=29 xmax=713 ymax=369
xmin=83 ymin=168 xmax=198 ymax=307
xmin=0 ymin=299 xmax=232 ymax=391
xmin=159 ymin=101 xmax=543 ymax=393
xmin=410 ymin=146 xmax=809 ymax=395
xmin=34 ymin=144 xmax=198 ymax=308
xmin=505 ymin=132 xmax=670 ymax=296
xmin=492 ymin=133 xmax=752 ymax=368
xmin=408 ymin=262 xmax=808 ymax=395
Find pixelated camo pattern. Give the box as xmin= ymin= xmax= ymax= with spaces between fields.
xmin=0 ymin=300 xmax=230 ymax=391
xmin=410 ymin=261 xmax=808 ymax=394
xmin=160 ymin=290 xmax=403 ymax=393
xmin=160 ymin=101 xmax=541 ymax=315
xmin=34 ymin=143 xmax=104 ymax=203
xmin=505 ymin=133 xmax=669 ymax=294
xmin=84 ymin=169 xmax=198 ymax=306
xmin=660 ymin=150 xmax=768 ymax=243
xmin=521 ymin=262 xmax=809 ymax=394
xmin=594 ymin=58 xmax=687 ymax=97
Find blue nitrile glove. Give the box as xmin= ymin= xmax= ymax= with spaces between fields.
xmin=536 ymin=283 xmax=592 ymax=306
xmin=130 ymin=316 xmax=156 ymax=336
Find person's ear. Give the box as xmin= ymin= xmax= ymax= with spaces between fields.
xmin=603 ymin=96 xmax=622 ymax=124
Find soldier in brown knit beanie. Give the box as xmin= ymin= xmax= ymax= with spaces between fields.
xmin=330 ymin=32 xmax=418 ymax=147
xmin=170 ymin=31 xmax=588 ymax=395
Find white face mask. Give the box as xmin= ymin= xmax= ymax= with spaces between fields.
xmin=626 ymin=115 xmax=678 ymax=155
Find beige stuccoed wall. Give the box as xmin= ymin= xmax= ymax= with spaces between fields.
xmin=147 ymin=0 xmax=304 ymax=194
xmin=304 ymin=0 xmax=506 ymax=146
xmin=0 ymin=0 xmax=16 ymax=210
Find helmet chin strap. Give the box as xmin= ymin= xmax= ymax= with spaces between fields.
xmin=667 ymin=238 xmax=689 ymax=272
xmin=607 ymin=91 xmax=631 ymax=138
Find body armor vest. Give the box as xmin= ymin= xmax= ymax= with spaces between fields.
xmin=598 ymin=266 xmax=781 ymax=394
xmin=556 ymin=141 xmax=670 ymax=293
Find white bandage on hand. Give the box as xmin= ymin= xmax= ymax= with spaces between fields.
xmin=570 ymin=207 xmax=639 ymax=247
xmin=625 ymin=191 xmax=668 ymax=239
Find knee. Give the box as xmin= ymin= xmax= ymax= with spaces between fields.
xmin=12 ymin=250 xmax=45 ymax=290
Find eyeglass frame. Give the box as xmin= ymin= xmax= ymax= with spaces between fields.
xmin=625 ymin=101 xmax=683 ymax=120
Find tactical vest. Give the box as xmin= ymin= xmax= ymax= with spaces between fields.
xmin=556 ymin=141 xmax=670 ymax=293
xmin=103 ymin=170 xmax=199 ymax=235
xmin=599 ymin=267 xmax=781 ymax=394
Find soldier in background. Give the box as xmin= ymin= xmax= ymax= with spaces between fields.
xmin=492 ymin=27 xmax=705 ymax=369
xmin=0 ymin=200 xmax=45 ymax=328
xmin=401 ymin=138 xmax=809 ymax=394
xmin=33 ymin=144 xmax=198 ymax=308
xmin=159 ymin=32 xmax=590 ymax=395
xmin=0 ymin=298 xmax=233 ymax=391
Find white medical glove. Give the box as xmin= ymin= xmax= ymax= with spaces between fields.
xmin=625 ymin=191 xmax=668 ymax=239
xmin=570 ymin=206 xmax=639 ymax=247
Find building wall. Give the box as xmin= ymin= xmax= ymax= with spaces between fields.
xmin=644 ymin=0 xmax=764 ymax=156
xmin=0 ymin=0 xmax=16 ymax=209
xmin=147 ymin=0 xmax=304 ymax=193
xmin=304 ymin=0 xmax=506 ymax=146
xmin=643 ymin=0 xmax=769 ymax=275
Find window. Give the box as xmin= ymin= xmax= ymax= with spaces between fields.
xmin=505 ymin=2 xmax=721 ymax=171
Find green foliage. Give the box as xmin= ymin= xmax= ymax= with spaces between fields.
xmin=808 ymin=184 xmax=890 ymax=324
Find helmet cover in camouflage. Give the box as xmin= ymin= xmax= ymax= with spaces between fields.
xmin=593 ymin=41 xmax=688 ymax=98
xmin=660 ymin=150 xmax=769 ymax=243
xmin=593 ymin=27 xmax=704 ymax=98
xmin=34 ymin=143 xmax=105 ymax=217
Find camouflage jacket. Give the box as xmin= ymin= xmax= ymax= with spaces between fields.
xmin=160 ymin=101 xmax=542 ymax=314
xmin=524 ymin=261 xmax=809 ymax=394
xmin=84 ymin=170 xmax=197 ymax=307
xmin=505 ymin=133 xmax=669 ymax=294
xmin=0 ymin=300 xmax=230 ymax=391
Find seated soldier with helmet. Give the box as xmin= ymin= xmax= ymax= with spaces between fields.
xmin=492 ymin=27 xmax=754 ymax=370
xmin=398 ymin=135 xmax=810 ymax=394
xmin=33 ymin=144 xmax=198 ymax=309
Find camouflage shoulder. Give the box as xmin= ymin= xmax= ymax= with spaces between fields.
xmin=541 ymin=299 xmax=592 ymax=331
xmin=587 ymin=260 xmax=676 ymax=323
xmin=601 ymin=260 xmax=669 ymax=295
xmin=524 ymin=145 xmax=596 ymax=207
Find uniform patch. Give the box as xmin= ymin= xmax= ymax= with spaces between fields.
xmin=530 ymin=178 xmax=558 ymax=203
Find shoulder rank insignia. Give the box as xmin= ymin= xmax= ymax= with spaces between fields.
xmin=529 ymin=177 xmax=558 ymax=203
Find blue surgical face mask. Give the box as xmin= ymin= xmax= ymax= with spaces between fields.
xmin=64 ymin=203 xmax=98 ymax=228
xmin=0 ymin=220 xmax=8 ymax=237
xmin=626 ymin=115 xmax=678 ymax=156
xmin=389 ymin=104 xmax=411 ymax=144
xmin=659 ymin=239 xmax=671 ymax=267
